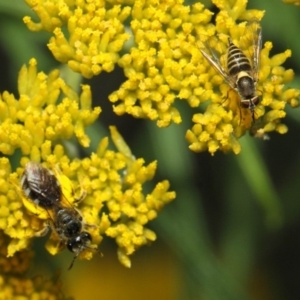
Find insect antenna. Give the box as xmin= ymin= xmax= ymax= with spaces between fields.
xmin=68 ymin=254 xmax=78 ymax=270
xmin=67 ymin=245 xmax=102 ymax=270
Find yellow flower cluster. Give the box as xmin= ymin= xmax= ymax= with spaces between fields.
xmin=185 ymin=0 xmax=299 ymax=154
xmin=1 ymin=58 xmax=100 ymax=153
xmin=110 ymin=0 xmax=299 ymax=154
xmin=0 ymin=231 xmax=67 ymax=299
xmin=23 ymin=0 xmax=300 ymax=155
xmin=0 ymin=60 xmax=175 ymax=270
xmin=0 ymin=58 xmax=98 ymax=257
xmin=110 ymin=0 xmax=213 ymax=127
xmin=24 ymin=0 xmax=131 ymax=78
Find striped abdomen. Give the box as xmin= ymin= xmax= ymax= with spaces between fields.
xmin=227 ymin=38 xmax=251 ymax=77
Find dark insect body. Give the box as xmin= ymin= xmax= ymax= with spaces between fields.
xmin=21 ymin=161 xmax=94 ymax=269
xmin=200 ymin=19 xmax=262 ymax=121
xmin=227 ymin=38 xmax=259 ymax=119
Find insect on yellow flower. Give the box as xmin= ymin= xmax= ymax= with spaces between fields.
xmin=20 ymin=161 xmax=99 ymax=270
xmin=199 ymin=19 xmax=262 ymax=122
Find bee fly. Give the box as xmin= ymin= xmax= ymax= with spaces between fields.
xmin=200 ymin=19 xmax=262 ymax=121
xmin=21 ymin=161 xmax=97 ymax=270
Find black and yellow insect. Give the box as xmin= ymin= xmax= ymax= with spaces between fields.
xmin=21 ymin=161 xmax=96 ymax=269
xmin=200 ymin=19 xmax=262 ymax=121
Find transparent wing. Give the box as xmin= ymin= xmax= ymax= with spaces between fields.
xmin=240 ymin=19 xmax=262 ymax=82
xmin=54 ymin=168 xmax=87 ymax=213
xmin=199 ymin=36 xmax=236 ymax=89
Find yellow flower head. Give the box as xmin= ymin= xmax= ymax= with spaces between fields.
xmin=10 ymin=126 xmax=175 ymax=268
xmin=106 ymin=0 xmax=297 ymax=155
xmin=0 ymin=231 xmax=68 ymax=299
xmin=109 ymin=0 xmax=214 ymax=127
xmin=1 ymin=58 xmax=100 ymax=154
xmin=0 ymin=58 xmax=99 ymax=258
xmin=23 ymin=0 xmax=299 ymax=155
xmin=0 ymin=231 xmax=33 ymax=275
xmin=0 ymin=60 xmax=175 ymax=269
xmin=24 ymin=0 xmax=131 ymax=78
xmin=185 ymin=0 xmax=299 ymax=154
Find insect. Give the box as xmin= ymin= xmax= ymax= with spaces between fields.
xmin=199 ymin=19 xmax=262 ymax=121
xmin=21 ymin=161 xmax=96 ymax=270
xmin=21 ymin=161 xmax=62 ymax=209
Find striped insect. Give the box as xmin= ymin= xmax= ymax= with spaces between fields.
xmin=199 ymin=19 xmax=262 ymax=121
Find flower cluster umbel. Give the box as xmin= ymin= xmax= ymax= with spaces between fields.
xmin=0 ymin=60 xmax=175 ymax=274
xmin=0 ymin=0 xmax=298 ymax=297
xmin=0 ymin=230 xmax=67 ymax=299
xmin=24 ymin=0 xmax=300 ymax=155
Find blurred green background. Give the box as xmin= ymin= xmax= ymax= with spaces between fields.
xmin=1 ymin=1 xmax=300 ymax=299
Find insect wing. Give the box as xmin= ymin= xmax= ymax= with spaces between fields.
xmin=199 ymin=36 xmax=236 ymax=89
xmin=240 ymin=19 xmax=262 ymax=82
xmin=21 ymin=193 xmax=50 ymax=219
xmin=22 ymin=162 xmax=62 ymax=210
xmin=54 ymin=170 xmax=80 ymax=210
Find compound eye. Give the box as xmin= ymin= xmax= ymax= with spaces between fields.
xmin=67 ymin=238 xmax=78 ymax=253
xmin=241 ymin=101 xmax=250 ymax=108
xmin=253 ymin=96 xmax=260 ymax=106
xmin=81 ymin=232 xmax=92 ymax=243
xmin=67 ymin=232 xmax=92 ymax=253
xmin=67 ymin=237 xmax=82 ymax=253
